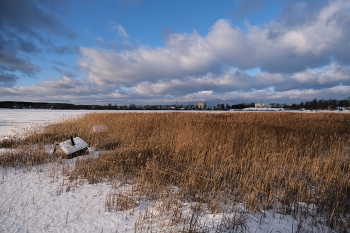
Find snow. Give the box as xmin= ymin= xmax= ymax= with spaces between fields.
xmin=92 ymin=125 xmax=108 ymax=133
xmin=0 ymin=163 xmax=132 ymax=232
xmin=57 ymin=137 xmax=89 ymax=155
xmin=0 ymin=109 xmax=117 ymax=140
xmin=0 ymin=109 xmax=347 ymax=232
xmin=238 ymin=107 xmax=285 ymax=111
xmin=0 ymin=160 xmax=331 ymax=232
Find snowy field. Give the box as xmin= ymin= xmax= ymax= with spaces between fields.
xmin=0 ymin=109 xmax=347 ymax=232
xmin=0 ymin=159 xmax=308 ymax=233
xmin=0 ymin=109 xmax=130 ymax=139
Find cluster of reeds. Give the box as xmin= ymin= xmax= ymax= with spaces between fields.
xmin=0 ymin=143 xmax=52 ymax=167
xmin=2 ymin=112 xmax=350 ymax=231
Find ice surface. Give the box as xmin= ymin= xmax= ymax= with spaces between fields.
xmin=0 ymin=109 xmax=117 ymax=139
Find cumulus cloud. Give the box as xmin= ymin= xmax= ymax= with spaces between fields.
xmin=0 ymin=76 xmax=110 ymax=99
xmin=250 ymin=0 xmax=350 ymax=73
xmin=0 ymin=0 xmax=75 ymax=50
xmin=0 ymin=0 xmax=76 ymax=86
xmin=0 ymin=76 xmax=145 ymax=104
xmin=0 ymin=0 xmax=75 ymax=39
xmin=79 ymin=47 xmax=185 ymax=86
xmin=0 ymin=70 xmax=349 ymax=105
xmin=129 ymin=62 xmax=350 ymax=95
xmin=79 ymin=19 xmax=254 ymax=87
xmin=0 ymin=49 xmax=40 ymax=75
xmin=80 ymin=0 xmax=350 ymax=92
xmin=132 ymin=70 xmax=252 ymax=96
xmin=206 ymin=20 xmax=256 ymax=69
xmin=1 ymin=0 xmax=350 ymax=105
xmin=52 ymin=66 xmax=75 ymax=78
xmin=0 ymin=72 xmax=19 ymax=87
xmin=180 ymin=85 xmax=350 ymax=104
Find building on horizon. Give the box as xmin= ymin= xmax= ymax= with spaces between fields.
xmin=198 ymin=102 xmax=206 ymax=109
xmin=255 ymin=103 xmax=269 ymax=108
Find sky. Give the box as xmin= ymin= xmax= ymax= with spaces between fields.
xmin=0 ymin=0 xmax=350 ymax=106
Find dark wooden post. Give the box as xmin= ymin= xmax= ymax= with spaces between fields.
xmin=70 ymin=136 xmax=75 ymax=146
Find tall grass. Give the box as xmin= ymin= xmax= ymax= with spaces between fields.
xmin=2 ymin=112 xmax=350 ymax=230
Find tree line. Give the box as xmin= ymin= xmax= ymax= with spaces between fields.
xmin=229 ymin=98 xmax=350 ymax=110
xmin=0 ymin=101 xmax=104 ymax=110
xmin=1 ymin=98 xmax=350 ymax=110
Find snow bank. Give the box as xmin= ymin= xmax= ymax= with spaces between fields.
xmin=0 ymin=161 xmax=331 ymax=232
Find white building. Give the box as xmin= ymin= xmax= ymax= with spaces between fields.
xmin=255 ymin=103 xmax=269 ymax=108
xmin=198 ymin=102 xmax=206 ymax=109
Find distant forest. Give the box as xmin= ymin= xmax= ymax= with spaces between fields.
xmin=0 ymin=98 xmax=350 ymax=110
xmin=0 ymin=101 xmax=119 ymax=110
xmin=231 ymin=98 xmax=350 ymax=110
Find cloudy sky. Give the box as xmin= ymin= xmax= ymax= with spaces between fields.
xmin=1 ymin=0 xmax=350 ymax=106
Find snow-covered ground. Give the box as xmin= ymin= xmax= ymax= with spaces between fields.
xmin=0 ymin=109 xmax=118 ymax=140
xmin=0 ymin=159 xmax=317 ymax=233
xmin=0 ymin=109 xmax=346 ymax=232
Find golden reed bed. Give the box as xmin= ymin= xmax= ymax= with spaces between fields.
xmin=1 ymin=112 xmax=350 ymax=230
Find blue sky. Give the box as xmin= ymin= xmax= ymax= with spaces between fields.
xmin=0 ymin=0 xmax=350 ymax=106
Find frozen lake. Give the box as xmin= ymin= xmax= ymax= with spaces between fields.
xmin=0 ymin=109 xmax=117 ymax=139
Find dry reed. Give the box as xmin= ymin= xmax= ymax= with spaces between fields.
xmin=2 ymin=112 xmax=350 ymax=230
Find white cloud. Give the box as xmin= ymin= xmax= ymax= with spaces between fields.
xmin=0 ymin=74 xmax=349 ymax=105
xmin=79 ymin=47 xmax=181 ymax=86
xmin=249 ymin=0 xmax=350 ymax=73
xmin=95 ymin=37 xmax=104 ymax=42
xmin=206 ymin=19 xmax=255 ymax=69
xmin=126 ymin=61 xmax=350 ymax=96
xmin=80 ymin=19 xmax=256 ymax=88
xmin=107 ymin=22 xmax=130 ymax=39
xmin=165 ymin=85 xmax=350 ymax=105
xmin=80 ymin=0 xmax=350 ymax=92
xmin=0 ymin=76 xmax=108 ymax=97
xmin=2 ymin=0 xmax=350 ymax=105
